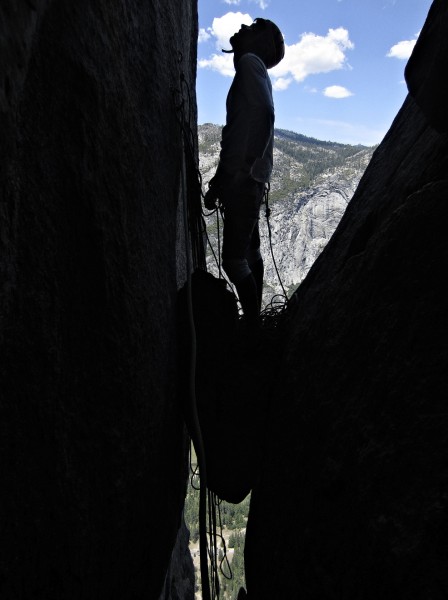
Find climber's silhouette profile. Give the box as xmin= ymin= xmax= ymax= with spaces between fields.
xmin=204 ymin=18 xmax=285 ymax=331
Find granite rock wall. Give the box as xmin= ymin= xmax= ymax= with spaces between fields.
xmin=244 ymin=1 xmax=448 ymax=598
xmin=0 ymin=1 xmax=197 ymax=598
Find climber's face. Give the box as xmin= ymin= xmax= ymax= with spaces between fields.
xmin=228 ymin=18 xmax=285 ymax=69
xmin=230 ymin=20 xmax=266 ymax=54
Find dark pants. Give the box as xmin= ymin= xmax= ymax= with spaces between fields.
xmin=221 ymin=179 xmax=265 ymax=284
xmin=220 ymin=178 xmax=265 ymax=326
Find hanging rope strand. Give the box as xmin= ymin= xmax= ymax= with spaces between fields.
xmin=173 ymin=59 xmax=231 ymax=600
xmin=179 ymin=128 xmax=212 ymax=600
xmin=264 ymin=183 xmax=288 ymax=301
xmin=172 ymin=55 xmax=212 ymax=599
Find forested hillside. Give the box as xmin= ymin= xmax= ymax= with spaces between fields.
xmin=185 ymin=469 xmax=250 ymax=599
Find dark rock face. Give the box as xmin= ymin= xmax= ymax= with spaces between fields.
xmin=1 ymin=1 xmax=197 ymax=598
xmin=245 ymin=2 xmax=448 ymax=599
xmin=405 ymin=0 xmax=448 ymax=133
xmin=158 ymin=520 xmax=195 ymax=600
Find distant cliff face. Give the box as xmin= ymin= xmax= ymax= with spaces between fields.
xmin=244 ymin=0 xmax=448 ymax=598
xmin=0 ymin=1 xmax=196 ymax=598
xmin=199 ymin=124 xmax=374 ymax=300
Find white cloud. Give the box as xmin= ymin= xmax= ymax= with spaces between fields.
xmin=198 ymin=28 xmax=211 ymax=43
xmin=198 ymin=54 xmax=235 ymax=77
xmin=271 ymin=27 xmax=354 ymax=85
xmin=273 ymin=77 xmax=293 ymax=91
xmin=198 ymin=18 xmax=355 ymax=87
xmin=323 ymin=85 xmax=353 ymax=98
xmin=387 ymin=32 xmax=420 ymax=60
xmin=223 ymin=0 xmax=241 ymax=5
xmin=250 ymin=0 xmax=269 ymax=8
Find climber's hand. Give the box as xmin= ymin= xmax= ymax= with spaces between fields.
xmin=204 ymin=178 xmax=220 ymax=211
xmin=204 ymin=188 xmax=218 ymax=211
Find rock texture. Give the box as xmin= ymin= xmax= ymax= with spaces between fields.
xmin=405 ymin=0 xmax=448 ymax=133
xmin=0 ymin=1 xmax=197 ymax=598
xmin=259 ymin=160 xmax=370 ymax=296
xmin=244 ymin=1 xmax=448 ymax=598
xmin=158 ymin=521 xmax=195 ymax=600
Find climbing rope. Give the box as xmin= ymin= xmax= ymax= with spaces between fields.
xmin=172 ymin=58 xmax=232 ymax=600
xmin=203 ymin=182 xmax=289 ymax=318
xmin=179 ymin=129 xmax=212 ymax=600
xmin=263 ymin=182 xmax=288 ymax=303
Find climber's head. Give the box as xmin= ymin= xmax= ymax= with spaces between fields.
xmin=223 ymin=18 xmax=285 ymax=69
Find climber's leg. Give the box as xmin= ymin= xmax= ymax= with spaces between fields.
xmin=247 ymin=242 xmax=263 ymax=311
xmin=222 ymin=213 xmax=260 ymax=329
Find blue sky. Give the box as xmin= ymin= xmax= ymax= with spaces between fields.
xmin=196 ymin=0 xmax=433 ymax=145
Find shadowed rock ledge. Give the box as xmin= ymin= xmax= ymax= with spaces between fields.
xmin=244 ymin=1 xmax=448 ymax=598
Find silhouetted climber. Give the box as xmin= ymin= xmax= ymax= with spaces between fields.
xmin=204 ymin=18 xmax=285 ymax=331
